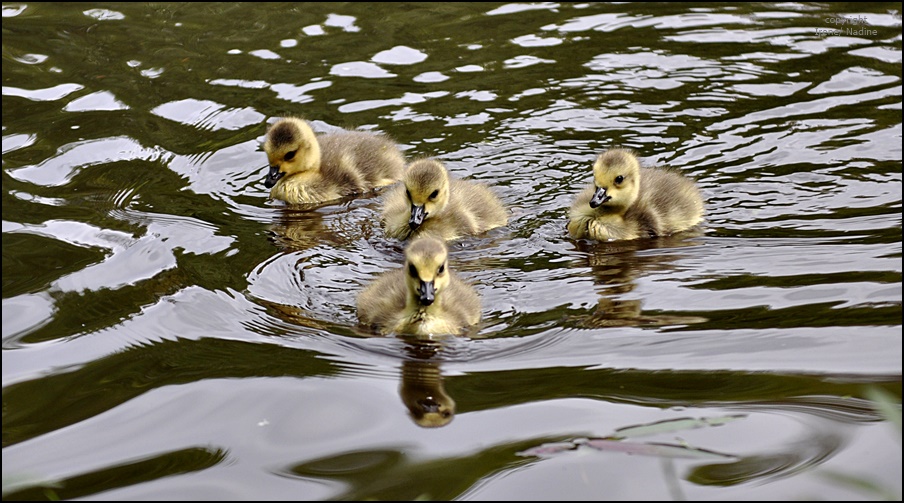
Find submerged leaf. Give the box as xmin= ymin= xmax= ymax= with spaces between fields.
xmin=2 ymin=474 xmax=63 ymax=498
xmin=516 ymin=441 xmax=579 ymax=457
xmin=517 ymin=415 xmax=746 ymax=461
xmin=613 ymin=415 xmax=747 ymax=440
xmin=865 ymin=387 xmax=902 ymax=438
xmin=517 ymin=437 xmax=735 ymax=461
xmin=579 ymin=439 xmax=735 ymax=460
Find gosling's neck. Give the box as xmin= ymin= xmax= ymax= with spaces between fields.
xmin=592 ymin=201 xmax=627 ymax=217
xmin=305 ymin=140 xmax=323 ymax=174
xmin=405 ymin=293 xmax=443 ymax=319
xmin=290 ymin=118 xmax=324 ymax=175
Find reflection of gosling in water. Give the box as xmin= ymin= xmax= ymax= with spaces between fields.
xmin=357 ymin=236 xmax=480 ymax=336
xmin=381 ymin=159 xmax=508 ymax=241
xmin=262 ymin=117 xmax=405 ymax=204
xmin=568 ymin=149 xmax=703 ymax=241
xmin=399 ymin=359 xmax=455 ymax=428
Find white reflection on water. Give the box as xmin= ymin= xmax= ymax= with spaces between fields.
xmin=151 ymin=99 xmax=264 ymax=131
xmin=2 ymin=83 xmax=83 ymax=101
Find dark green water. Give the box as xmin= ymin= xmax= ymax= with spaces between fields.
xmin=2 ymin=2 xmax=901 ymax=500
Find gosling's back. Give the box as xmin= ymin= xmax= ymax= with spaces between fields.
xmin=630 ymin=166 xmax=704 ymax=236
xmin=319 ymin=130 xmax=406 ymax=191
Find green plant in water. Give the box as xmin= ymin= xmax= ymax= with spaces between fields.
xmin=816 ymin=386 xmax=901 ymax=501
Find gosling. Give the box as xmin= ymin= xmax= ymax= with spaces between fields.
xmin=262 ymin=117 xmax=405 ymax=204
xmin=357 ymin=236 xmax=480 ymax=336
xmin=567 ymin=149 xmax=703 ymax=241
xmin=381 ymin=159 xmax=508 ymax=241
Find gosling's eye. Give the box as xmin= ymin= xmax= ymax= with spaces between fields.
xmin=614 ymin=175 xmax=624 ymax=184
xmin=429 ymin=189 xmax=439 ymax=200
xmin=408 ymin=263 xmax=418 ymax=278
xmin=284 ymin=150 xmax=297 ymax=161
xmin=438 ymin=262 xmax=445 ymax=275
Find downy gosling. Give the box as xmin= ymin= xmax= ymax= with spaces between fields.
xmin=262 ymin=117 xmax=405 ymax=204
xmin=357 ymin=236 xmax=480 ymax=337
xmin=381 ymin=159 xmax=508 ymax=241
xmin=568 ymin=149 xmax=704 ymax=241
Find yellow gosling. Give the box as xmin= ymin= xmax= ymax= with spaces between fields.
xmin=262 ymin=117 xmax=405 ymax=204
xmin=381 ymin=159 xmax=508 ymax=241
xmin=568 ymin=149 xmax=703 ymax=241
xmin=357 ymin=236 xmax=480 ymax=336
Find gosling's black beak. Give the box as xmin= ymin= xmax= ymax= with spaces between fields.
xmin=264 ymin=165 xmax=284 ymax=188
xmin=409 ymin=205 xmax=427 ymax=230
xmin=589 ymin=186 xmax=611 ymax=208
xmin=417 ymin=397 xmax=441 ymax=413
xmin=417 ymin=280 xmax=435 ymax=306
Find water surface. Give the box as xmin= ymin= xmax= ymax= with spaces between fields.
xmin=2 ymin=2 xmax=901 ymax=500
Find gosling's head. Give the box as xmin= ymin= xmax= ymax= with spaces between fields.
xmin=403 ymin=159 xmax=451 ymax=231
xmin=404 ymin=236 xmax=451 ymax=307
xmin=262 ymin=117 xmax=321 ymax=188
xmin=400 ymin=360 xmax=455 ymax=428
xmin=589 ymin=149 xmax=641 ymax=210
xmin=406 ymin=394 xmax=455 ymax=428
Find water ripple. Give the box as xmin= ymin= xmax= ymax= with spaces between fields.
xmin=151 ymin=99 xmax=264 ymax=131
xmin=8 ymin=137 xmax=173 ymax=187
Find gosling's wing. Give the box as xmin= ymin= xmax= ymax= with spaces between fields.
xmin=636 ymin=167 xmax=704 ymax=235
xmin=447 ymin=179 xmax=508 ymax=235
xmin=320 ymin=131 xmax=405 ymax=191
xmin=380 ymin=183 xmax=413 ymax=239
xmin=464 ymin=181 xmax=508 ymax=231
xmin=357 ymin=269 xmax=407 ymax=328
xmin=567 ymin=184 xmax=597 ymax=238
xmin=447 ymin=275 xmax=482 ymax=328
